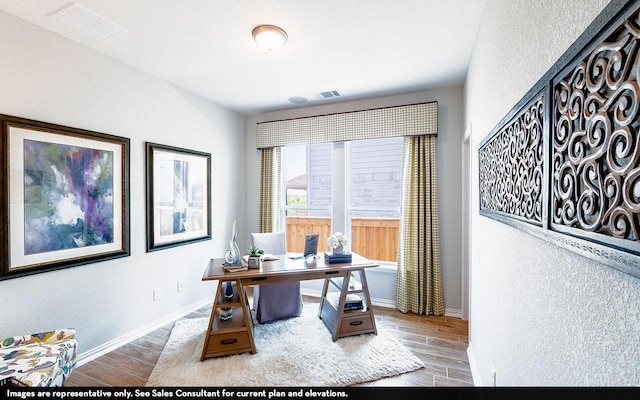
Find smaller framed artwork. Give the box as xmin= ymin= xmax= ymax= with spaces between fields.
xmin=0 ymin=115 xmax=130 ymax=280
xmin=146 ymin=142 xmax=211 ymax=252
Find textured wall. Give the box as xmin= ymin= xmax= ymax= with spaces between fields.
xmin=466 ymin=0 xmax=640 ymax=385
xmin=0 ymin=11 xmax=245 ymax=355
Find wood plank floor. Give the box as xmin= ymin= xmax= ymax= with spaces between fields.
xmin=64 ymin=296 xmax=473 ymax=387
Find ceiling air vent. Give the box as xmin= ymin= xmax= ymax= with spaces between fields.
xmin=48 ymin=2 xmax=126 ymax=40
xmin=314 ymin=90 xmax=342 ymax=100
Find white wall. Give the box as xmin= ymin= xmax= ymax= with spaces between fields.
xmin=465 ymin=0 xmax=640 ymax=385
xmin=245 ymin=87 xmax=465 ymax=314
xmin=0 ymin=11 xmax=245 ymax=356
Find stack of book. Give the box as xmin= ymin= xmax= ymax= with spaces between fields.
xmin=324 ymin=252 xmax=352 ymax=264
xmin=222 ymin=262 xmax=247 ymax=272
xmin=343 ymin=294 xmax=364 ymax=311
xmin=327 ymin=292 xmax=364 ymax=311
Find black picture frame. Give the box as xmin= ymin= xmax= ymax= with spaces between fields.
xmin=0 ymin=114 xmax=130 ymax=280
xmin=145 ymin=142 xmax=211 ymax=252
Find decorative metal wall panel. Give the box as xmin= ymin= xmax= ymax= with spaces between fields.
xmin=478 ymin=0 xmax=640 ymax=278
xmin=551 ymin=9 xmax=640 ymax=255
xmin=479 ymin=95 xmax=545 ymax=225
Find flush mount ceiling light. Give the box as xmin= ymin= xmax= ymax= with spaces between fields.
xmin=252 ymin=25 xmax=288 ymax=52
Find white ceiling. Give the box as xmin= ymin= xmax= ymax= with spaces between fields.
xmin=0 ymin=0 xmax=486 ymax=115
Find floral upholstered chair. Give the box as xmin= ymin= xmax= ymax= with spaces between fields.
xmin=0 ymin=329 xmax=77 ymax=387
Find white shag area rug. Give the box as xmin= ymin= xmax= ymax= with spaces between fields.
xmin=146 ymin=304 xmax=424 ymax=387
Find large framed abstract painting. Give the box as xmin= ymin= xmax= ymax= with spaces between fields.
xmin=145 ymin=142 xmax=211 ymax=252
xmin=0 ymin=115 xmax=130 ymax=280
xmin=478 ymin=0 xmax=640 ymax=279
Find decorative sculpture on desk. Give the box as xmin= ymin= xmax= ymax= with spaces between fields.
xmin=224 ymin=220 xmax=241 ymax=264
xmin=219 ymin=281 xmax=234 ymax=321
xmin=224 ymin=281 xmax=234 ymax=299
xmin=219 ymin=306 xmax=233 ymax=321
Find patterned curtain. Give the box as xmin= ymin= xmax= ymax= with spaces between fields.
xmin=395 ymin=135 xmax=444 ymax=316
xmin=258 ymin=147 xmax=282 ymax=233
xmin=256 ymin=102 xmax=437 ymax=149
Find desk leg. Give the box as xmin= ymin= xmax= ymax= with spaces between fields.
xmin=319 ymin=268 xmax=378 ymax=341
xmin=355 ymin=268 xmax=377 ymax=335
xmin=236 ymin=280 xmax=257 ymax=354
xmin=200 ymin=280 xmax=223 ymax=361
xmin=332 ymin=270 xmax=352 ymax=341
xmin=200 ymin=279 xmax=256 ymax=360
xmin=319 ymin=277 xmax=331 ymax=319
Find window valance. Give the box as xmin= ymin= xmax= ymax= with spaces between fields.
xmin=256 ymin=101 xmax=437 ymax=149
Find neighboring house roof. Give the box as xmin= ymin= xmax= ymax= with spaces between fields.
xmin=287 ymin=174 xmax=307 ymax=190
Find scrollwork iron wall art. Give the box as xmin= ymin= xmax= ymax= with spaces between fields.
xmin=479 ymin=95 xmax=545 ymax=226
xmin=552 ymin=12 xmax=640 ymax=255
xmin=479 ymin=0 xmax=640 ymax=278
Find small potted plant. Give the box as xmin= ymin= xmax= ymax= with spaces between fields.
xmin=247 ymin=245 xmax=264 ymax=269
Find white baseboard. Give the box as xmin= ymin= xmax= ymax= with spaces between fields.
xmin=444 ymin=307 xmax=463 ymax=319
xmin=467 ymin=341 xmax=481 ymax=386
xmin=74 ymin=296 xmax=214 ymax=367
xmin=300 ymin=288 xmax=463 ymax=317
xmin=300 ymin=287 xmax=394 ymax=308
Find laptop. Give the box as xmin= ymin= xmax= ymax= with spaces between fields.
xmin=288 ymin=234 xmax=319 ymax=259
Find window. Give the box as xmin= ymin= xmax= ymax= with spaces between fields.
xmin=282 ymin=138 xmax=403 ymax=263
xmin=348 ymin=137 xmax=402 ymax=263
xmin=282 ymin=143 xmax=332 ymax=252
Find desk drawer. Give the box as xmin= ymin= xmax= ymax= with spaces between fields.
xmin=339 ymin=313 xmax=374 ymax=335
xmin=206 ymin=331 xmax=251 ymax=354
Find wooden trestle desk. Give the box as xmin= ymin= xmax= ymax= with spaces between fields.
xmin=200 ymin=253 xmax=378 ymax=360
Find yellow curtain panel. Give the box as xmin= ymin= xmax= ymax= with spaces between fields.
xmin=396 ymin=135 xmax=444 ymax=316
xmin=258 ymin=147 xmax=282 ymax=233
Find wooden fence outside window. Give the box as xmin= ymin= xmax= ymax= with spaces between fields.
xmin=285 ymin=216 xmax=399 ymax=262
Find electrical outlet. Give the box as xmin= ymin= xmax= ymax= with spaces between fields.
xmin=153 ymin=288 xmax=161 ymax=301
xmin=177 ymin=280 xmax=184 ymax=292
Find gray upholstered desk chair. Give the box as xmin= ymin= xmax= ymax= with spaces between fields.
xmin=251 ymin=232 xmax=303 ymax=323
